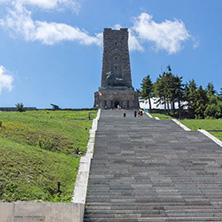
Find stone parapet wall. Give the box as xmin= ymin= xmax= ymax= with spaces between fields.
xmin=0 ymin=202 xmax=84 ymax=222
xmin=94 ymin=88 xmax=139 ymax=109
xmin=0 ymin=107 xmax=37 ymax=112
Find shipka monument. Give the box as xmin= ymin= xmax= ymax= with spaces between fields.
xmin=94 ymin=28 xmax=139 ymax=109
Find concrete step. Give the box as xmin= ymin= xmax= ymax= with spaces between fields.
xmin=85 ymin=208 xmax=222 ymax=214
xmin=84 ymin=217 xmax=222 ymax=222
xmin=84 ymin=212 xmax=222 ymax=219
xmin=85 ymin=205 xmax=221 ymax=212
xmin=85 ymin=202 xmax=215 ymax=208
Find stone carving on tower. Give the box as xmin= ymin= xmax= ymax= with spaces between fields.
xmin=94 ymin=28 xmax=139 ymax=109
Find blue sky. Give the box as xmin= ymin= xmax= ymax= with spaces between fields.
xmin=0 ymin=0 xmax=221 ymax=108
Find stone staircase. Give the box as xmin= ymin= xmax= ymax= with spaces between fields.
xmin=84 ymin=110 xmax=222 ymax=221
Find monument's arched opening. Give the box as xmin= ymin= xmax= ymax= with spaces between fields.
xmin=114 ymin=101 xmax=120 ymax=108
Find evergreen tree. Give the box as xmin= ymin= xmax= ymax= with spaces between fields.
xmin=139 ymin=68 xmax=220 ymax=119
xmin=136 ymin=88 xmax=141 ymax=97
xmin=195 ymin=85 xmax=208 ymax=118
xmin=171 ymin=75 xmax=184 ymax=117
xmin=153 ymin=73 xmax=167 ymax=113
xmin=162 ymin=71 xmax=173 ymax=113
xmin=184 ymin=79 xmax=198 ymax=117
xmin=140 ymin=75 xmax=153 ymax=112
xmin=206 ymin=82 xmax=216 ymax=95
xmin=154 ymin=66 xmax=184 ymax=116
xmin=217 ymin=88 xmax=222 ymax=101
xmin=204 ymin=91 xmax=222 ymax=118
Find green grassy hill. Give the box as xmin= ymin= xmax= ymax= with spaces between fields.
xmin=0 ymin=110 xmax=97 ymax=202
xmin=179 ymin=119 xmax=222 ymax=141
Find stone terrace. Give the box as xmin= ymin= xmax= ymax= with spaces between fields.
xmin=84 ymin=110 xmax=222 ymax=221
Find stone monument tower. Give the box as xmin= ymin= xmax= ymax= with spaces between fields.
xmin=94 ymin=28 xmax=139 ymax=109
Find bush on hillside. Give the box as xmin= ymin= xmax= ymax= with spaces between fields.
xmin=15 ymin=103 xmax=25 ymax=112
xmin=204 ymin=103 xmax=222 ymax=119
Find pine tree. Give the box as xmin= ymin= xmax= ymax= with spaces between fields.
xmin=154 ymin=66 xmax=184 ymax=116
xmin=140 ymin=75 xmax=153 ymax=112
xmin=206 ymin=82 xmax=216 ymax=95
xmin=184 ymin=79 xmax=198 ymax=117
xmin=171 ymin=75 xmax=184 ymax=117
xmin=217 ymin=88 xmax=222 ymax=100
xmin=195 ymin=85 xmax=208 ymax=118
xmin=154 ymin=73 xmax=167 ymax=113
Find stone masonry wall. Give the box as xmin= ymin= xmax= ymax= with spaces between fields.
xmin=101 ymin=28 xmax=132 ymax=88
xmin=94 ymin=88 xmax=139 ymax=109
xmin=94 ymin=28 xmax=139 ymax=109
xmin=0 ymin=202 xmax=84 ymax=222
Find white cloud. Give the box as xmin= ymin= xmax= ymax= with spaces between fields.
xmin=0 ymin=3 xmax=102 ymax=46
xmin=128 ymin=29 xmax=144 ymax=52
xmin=112 ymin=24 xmax=143 ymax=52
xmin=112 ymin=24 xmax=121 ymax=30
xmin=0 ymin=0 xmax=9 ymax=3
xmin=0 ymin=3 xmax=191 ymax=53
xmin=15 ymin=0 xmax=80 ymax=13
xmin=192 ymin=36 xmax=200 ymax=49
xmin=132 ymin=13 xmax=190 ymax=54
xmin=0 ymin=66 xmax=13 ymax=94
xmin=193 ymin=41 xmax=199 ymax=49
xmin=35 ymin=21 xmax=102 ymax=45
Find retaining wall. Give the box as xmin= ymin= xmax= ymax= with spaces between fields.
xmin=0 ymin=202 xmax=84 ymax=222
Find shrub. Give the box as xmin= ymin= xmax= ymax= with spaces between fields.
xmin=15 ymin=103 xmax=25 ymax=112
xmin=204 ymin=104 xmax=221 ymax=119
xmin=38 ymin=136 xmax=54 ymax=151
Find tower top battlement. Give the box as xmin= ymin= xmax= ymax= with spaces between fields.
xmin=103 ymin=28 xmax=127 ymax=31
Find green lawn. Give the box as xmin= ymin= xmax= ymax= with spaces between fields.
xmin=0 ymin=110 xmax=97 ymax=202
xmin=149 ymin=112 xmax=172 ymax=120
xmin=148 ymin=110 xmax=222 ymax=141
xmin=179 ymin=119 xmax=222 ymax=141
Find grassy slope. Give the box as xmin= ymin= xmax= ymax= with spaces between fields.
xmin=149 ymin=112 xmax=172 ymax=119
xmin=148 ymin=110 xmax=222 ymax=141
xmin=0 ymin=110 xmax=97 ymax=202
xmin=179 ymin=119 xmax=222 ymax=141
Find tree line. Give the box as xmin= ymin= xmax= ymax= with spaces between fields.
xmin=138 ymin=66 xmax=222 ymax=119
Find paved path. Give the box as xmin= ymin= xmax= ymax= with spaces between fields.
xmin=84 ymin=110 xmax=222 ymax=221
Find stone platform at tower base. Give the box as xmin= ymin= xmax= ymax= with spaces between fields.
xmin=94 ymin=87 xmax=139 ymax=109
